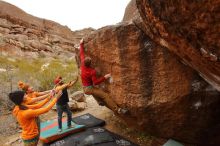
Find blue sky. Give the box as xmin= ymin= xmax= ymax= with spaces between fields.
xmin=3 ymin=0 xmax=130 ymax=30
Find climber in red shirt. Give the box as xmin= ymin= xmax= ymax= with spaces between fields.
xmin=79 ymin=39 xmax=127 ymax=114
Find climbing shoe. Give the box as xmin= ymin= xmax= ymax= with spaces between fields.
xmin=58 ymin=128 xmax=62 ymax=133
xmin=98 ymin=101 xmax=105 ymax=106
xmin=67 ymin=125 xmax=75 ymax=129
xmin=118 ymin=108 xmax=128 ymax=114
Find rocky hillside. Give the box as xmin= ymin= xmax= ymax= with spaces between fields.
xmin=80 ymin=0 xmax=220 ymax=145
xmin=0 ymin=1 xmax=94 ymax=58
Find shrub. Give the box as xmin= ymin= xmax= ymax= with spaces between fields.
xmin=0 ymin=56 xmax=81 ymax=95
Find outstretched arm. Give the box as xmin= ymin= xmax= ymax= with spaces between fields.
xmin=67 ymin=76 xmax=79 ymax=88
xmin=26 ymin=93 xmax=51 ymax=104
xmin=22 ymin=92 xmax=62 ymax=118
xmin=91 ymin=70 xmax=106 ymax=85
xmin=36 ymin=90 xmax=52 ymax=96
xmin=55 ymin=83 xmax=71 ymax=92
xmin=79 ymin=39 xmax=85 ymax=64
xmin=24 ymin=96 xmax=51 ymax=109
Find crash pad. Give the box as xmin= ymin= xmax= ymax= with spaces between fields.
xmin=43 ymin=127 xmax=114 ymax=146
xmin=163 ymin=139 xmax=184 ymax=146
xmin=40 ymin=118 xmax=85 ymax=143
xmin=72 ymin=113 xmax=106 ymax=128
xmin=44 ymin=127 xmax=139 ymax=146
xmin=96 ymin=129 xmax=139 ymax=146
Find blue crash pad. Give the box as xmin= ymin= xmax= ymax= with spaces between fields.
xmin=40 ymin=118 xmax=85 ymax=143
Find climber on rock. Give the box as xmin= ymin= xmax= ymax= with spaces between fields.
xmin=79 ymin=38 xmax=128 ymax=114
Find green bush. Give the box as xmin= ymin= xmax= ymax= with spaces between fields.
xmin=0 ymin=56 xmax=81 ymax=93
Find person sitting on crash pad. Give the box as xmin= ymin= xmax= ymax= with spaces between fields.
xmin=9 ymin=90 xmax=62 ymax=146
xmin=54 ymin=76 xmax=78 ymax=132
xmin=79 ymin=38 xmax=128 ymax=114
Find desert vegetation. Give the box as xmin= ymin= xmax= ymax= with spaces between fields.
xmin=0 ymin=55 xmax=81 ymax=111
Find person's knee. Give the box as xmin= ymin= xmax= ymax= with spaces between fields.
xmin=67 ymin=111 xmax=72 ymax=117
xmin=58 ymin=113 xmax=63 ymax=119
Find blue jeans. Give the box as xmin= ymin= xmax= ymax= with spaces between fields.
xmin=56 ymin=104 xmax=72 ymax=129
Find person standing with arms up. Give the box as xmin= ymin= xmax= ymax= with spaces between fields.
xmin=54 ymin=76 xmax=78 ymax=132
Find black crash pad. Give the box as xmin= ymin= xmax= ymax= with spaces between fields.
xmin=96 ymin=129 xmax=139 ymax=146
xmin=44 ymin=127 xmax=139 ymax=146
xmin=72 ymin=113 xmax=106 ymax=128
xmin=43 ymin=127 xmax=114 ymax=146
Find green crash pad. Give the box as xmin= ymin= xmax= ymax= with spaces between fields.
xmin=163 ymin=139 xmax=184 ymax=146
xmin=40 ymin=118 xmax=85 ymax=143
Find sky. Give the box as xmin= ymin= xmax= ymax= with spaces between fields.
xmin=3 ymin=0 xmax=130 ymax=31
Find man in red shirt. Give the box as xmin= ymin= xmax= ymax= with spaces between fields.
xmin=79 ymin=39 xmax=127 ymax=114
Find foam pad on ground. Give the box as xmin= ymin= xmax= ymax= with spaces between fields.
xmin=95 ymin=129 xmax=139 ymax=146
xmin=163 ymin=139 xmax=184 ymax=146
xmin=43 ymin=127 xmax=114 ymax=146
xmin=40 ymin=118 xmax=85 ymax=143
xmin=44 ymin=127 xmax=139 ymax=146
xmin=72 ymin=113 xmax=106 ymax=128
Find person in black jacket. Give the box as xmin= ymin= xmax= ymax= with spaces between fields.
xmin=54 ymin=76 xmax=78 ymax=132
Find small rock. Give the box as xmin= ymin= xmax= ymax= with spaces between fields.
xmin=70 ymin=91 xmax=86 ymax=102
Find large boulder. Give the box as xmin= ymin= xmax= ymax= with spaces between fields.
xmin=81 ymin=2 xmax=220 ymax=144
xmin=136 ymin=0 xmax=220 ymax=91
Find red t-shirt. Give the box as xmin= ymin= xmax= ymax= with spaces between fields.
xmin=80 ymin=43 xmax=105 ymax=86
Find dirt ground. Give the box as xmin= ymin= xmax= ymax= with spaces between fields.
xmin=1 ymin=95 xmax=167 ymax=146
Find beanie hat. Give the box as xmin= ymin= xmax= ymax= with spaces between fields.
xmin=54 ymin=76 xmax=62 ymax=84
xmin=9 ymin=90 xmax=25 ymax=105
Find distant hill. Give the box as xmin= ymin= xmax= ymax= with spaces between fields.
xmin=0 ymin=1 xmax=95 ymax=58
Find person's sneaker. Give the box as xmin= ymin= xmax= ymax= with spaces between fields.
xmin=58 ymin=128 xmax=62 ymax=133
xmin=68 ymin=125 xmax=75 ymax=129
xmin=117 ymin=108 xmax=128 ymax=114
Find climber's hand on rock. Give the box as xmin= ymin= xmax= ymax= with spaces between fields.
xmin=80 ymin=38 xmax=84 ymax=44
xmin=104 ymin=73 xmax=111 ymax=79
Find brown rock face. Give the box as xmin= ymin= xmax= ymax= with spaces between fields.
xmin=0 ymin=1 xmax=94 ymax=58
xmin=82 ymin=22 xmax=220 ymax=144
xmin=136 ymin=0 xmax=220 ymax=91
xmin=78 ymin=0 xmax=220 ymax=144
xmin=122 ymin=0 xmax=140 ymax=22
